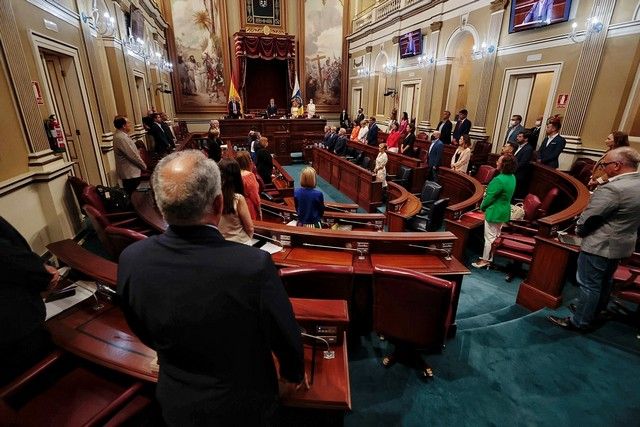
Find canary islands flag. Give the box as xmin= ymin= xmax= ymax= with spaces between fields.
xmin=291 ymin=74 xmax=302 ymax=106
xmin=228 ymin=79 xmax=243 ymax=115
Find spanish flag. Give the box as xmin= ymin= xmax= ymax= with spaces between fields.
xmin=228 ymin=79 xmax=243 ymax=115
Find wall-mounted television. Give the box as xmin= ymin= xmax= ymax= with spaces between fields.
xmin=509 ymin=0 xmax=573 ymax=33
xmin=399 ymin=29 xmax=422 ymax=59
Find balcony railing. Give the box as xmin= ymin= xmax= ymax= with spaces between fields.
xmin=351 ymin=0 xmax=434 ymax=34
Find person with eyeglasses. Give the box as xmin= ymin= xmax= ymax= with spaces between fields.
xmin=548 ymin=147 xmax=640 ymax=332
xmin=588 ymin=131 xmax=630 ymax=188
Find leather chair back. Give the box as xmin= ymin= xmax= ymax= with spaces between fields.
xmin=372 ymin=266 xmax=453 ymax=349
xmin=84 ymin=204 xmax=113 ymax=257
xmin=68 ymin=176 xmax=89 ymax=214
xmin=420 ymin=180 xmax=442 ymax=204
xmin=427 ymin=198 xmax=450 ymax=231
xmin=537 ymin=187 xmax=559 ymax=218
xmin=82 ymin=185 xmax=108 ymax=215
xmin=105 ymin=225 xmax=147 ymax=260
xmin=362 ymin=156 xmax=371 ymax=170
xmin=475 ymin=165 xmax=498 ymax=185
xmin=522 ymin=194 xmax=542 ymax=221
xmin=279 ymin=265 xmax=354 ymax=307
xmin=395 ymin=165 xmax=412 ymax=190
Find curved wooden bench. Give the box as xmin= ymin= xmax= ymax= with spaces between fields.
xmin=386 ymin=182 xmax=422 ymax=232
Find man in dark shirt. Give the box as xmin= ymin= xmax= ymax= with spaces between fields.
xmin=117 ymin=150 xmax=305 ymax=426
xmin=0 ymin=217 xmax=59 ymax=386
xmin=149 ymin=113 xmax=172 ymax=155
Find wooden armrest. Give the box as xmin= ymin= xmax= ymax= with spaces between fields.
xmin=505 ymin=221 xmax=538 ymax=235
xmin=84 ymin=382 xmax=145 ymax=427
xmin=104 ymin=211 xmax=138 ymax=219
xmin=0 ymin=350 xmax=64 ymax=399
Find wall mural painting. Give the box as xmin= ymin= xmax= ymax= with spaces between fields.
xmin=304 ymin=0 xmax=344 ymax=108
xmin=170 ymin=0 xmax=228 ymax=112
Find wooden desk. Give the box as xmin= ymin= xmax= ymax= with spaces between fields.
xmin=313 ymin=148 xmax=383 ymax=212
xmin=46 ymin=296 xmax=351 ymax=412
xmin=47 ymin=239 xmax=118 ymax=287
xmin=346 ymin=140 xmax=427 ymax=193
xmin=261 ymin=199 xmax=386 ymax=231
xmin=516 ymin=236 xmax=579 ymax=310
xmin=218 ymin=119 xmax=326 ymax=165
xmin=386 ymin=182 xmax=422 ymax=232
xmin=131 ymin=191 xmax=167 ymax=233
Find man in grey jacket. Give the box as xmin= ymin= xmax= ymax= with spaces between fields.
xmin=549 ymin=147 xmax=640 ymax=331
xmin=113 ymin=116 xmax=146 ymax=194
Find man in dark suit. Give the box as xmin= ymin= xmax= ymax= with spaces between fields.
xmin=117 ymin=150 xmax=305 ymax=425
xmin=505 ymin=114 xmax=525 ymax=143
xmin=537 ymin=119 xmax=566 ymax=169
xmin=326 ymin=126 xmax=339 ymax=152
xmin=228 ymin=96 xmax=242 ymax=119
xmin=436 ymin=110 xmax=453 ymax=145
xmin=366 ymin=116 xmax=379 ymax=146
xmin=149 ymin=113 xmax=172 ymax=155
xmin=1 ymin=217 xmax=59 ymax=386
xmin=333 ymin=128 xmax=349 ymax=156
xmin=513 ymin=131 xmax=534 ymax=199
xmin=549 ymin=147 xmax=640 ymax=331
xmin=355 ymin=108 xmax=365 ymax=126
xmin=339 ymin=110 xmax=350 ymax=129
xmin=452 ymin=109 xmax=472 ymax=145
xmin=427 ymin=130 xmax=444 ymax=181
xmin=528 ymin=116 xmax=543 ymax=151
xmin=266 ymin=98 xmax=278 ymax=117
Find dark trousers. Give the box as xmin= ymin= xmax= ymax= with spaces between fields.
xmin=571 ymin=251 xmax=620 ymax=328
xmin=122 ymin=177 xmax=141 ymax=195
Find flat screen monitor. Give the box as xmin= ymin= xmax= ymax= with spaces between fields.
xmin=509 ymin=0 xmax=573 ymax=33
xmin=399 ymin=29 xmax=422 ymax=59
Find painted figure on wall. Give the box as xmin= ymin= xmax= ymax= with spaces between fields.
xmin=304 ymin=0 xmax=343 ymax=107
xmin=170 ymin=0 xmax=226 ymax=108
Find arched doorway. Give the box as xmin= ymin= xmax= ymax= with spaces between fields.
xmin=445 ymin=31 xmax=475 ymax=115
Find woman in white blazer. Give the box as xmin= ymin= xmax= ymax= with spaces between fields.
xmin=451 ymin=134 xmax=472 ymax=173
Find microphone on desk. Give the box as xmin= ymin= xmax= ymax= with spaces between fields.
xmin=302 ymin=242 xmax=366 ymax=259
xmin=75 ymin=281 xmax=104 ymax=311
xmin=254 ymin=232 xmax=285 ymax=248
xmin=408 ymin=244 xmax=452 ymax=260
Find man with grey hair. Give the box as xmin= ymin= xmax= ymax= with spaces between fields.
xmin=117 ymin=150 xmax=305 ymax=425
xmin=549 ymin=146 xmax=640 ymax=332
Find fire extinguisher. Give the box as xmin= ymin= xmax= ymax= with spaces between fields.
xmin=47 ymin=114 xmax=65 ymax=151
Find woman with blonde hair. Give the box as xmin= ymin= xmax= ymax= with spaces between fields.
xmin=588 ymin=131 xmax=630 ymax=188
xmin=294 ymin=167 xmax=325 ymax=228
xmin=374 ymin=143 xmax=388 ymax=188
xmin=218 ymin=158 xmax=254 ymax=243
xmin=451 ymin=134 xmax=472 ymax=173
xmin=235 ymin=151 xmax=261 ymax=220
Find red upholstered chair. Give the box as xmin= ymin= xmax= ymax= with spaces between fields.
xmin=0 ymin=351 xmax=150 ymax=426
xmin=475 ymin=165 xmax=498 ymax=186
xmin=104 ymin=225 xmax=147 ymax=260
xmin=492 ymin=189 xmax=561 ymax=281
xmin=81 ymin=185 xmax=137 ymax=219
xmin=84 ymin=205 xmax=149 ymax=260
xmin=68 ymin=175 xmax=89 ymax=214
xmin=137 ymin=144 xmax=152 ymax=179
xmin=610 ymin=254 xmax=640 ymax=330
xmin=279 ymin=266 xmax=354 ymax=309
xmin=372 ymin=266 xmax=454 ymax=378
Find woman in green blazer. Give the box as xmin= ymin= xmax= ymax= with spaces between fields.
xmin=472 ymin=154 xmax=517 ymax=268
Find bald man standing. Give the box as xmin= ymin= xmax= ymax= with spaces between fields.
xmin=117 ymin=150 xmax=305 ymax=426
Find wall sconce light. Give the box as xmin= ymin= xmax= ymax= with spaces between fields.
xmin=472 ymin=42 xmax=495 ymax=60
xmin=417 ymin=54 xmax=435 ymax=67
xmin=81 ymin=0 xmax=115 ymax=37
xmin=569 ymin=17 xmax=603 ymax=43
xmin=356 ymin=67 xmax=370 ymax=76
xmin=383 ymin=63 xmax=396 ymax=75
xmin=124 ymin=29 xmax=145 ymax=56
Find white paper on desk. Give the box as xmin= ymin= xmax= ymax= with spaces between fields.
xmin=259 ymin=242 xmax=283 ymax=254
xmin=45 ymin=280 xmax=96 ymax=321
xmin=286 ymin=220 xmax=298 ymax=226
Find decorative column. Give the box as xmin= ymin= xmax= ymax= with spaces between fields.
xmin=419 ymin=21 xmax=442 ymax=131
xmin=472 ymin=0 xmax=508 ymax=138
xmin=561 ymin=0 xmax=615 ymax=145
xmin=0 ymin=1 xmax=54 ymax=160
